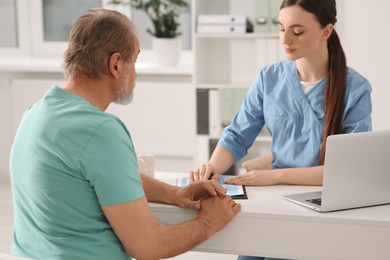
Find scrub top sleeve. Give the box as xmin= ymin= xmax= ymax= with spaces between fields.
xmin=79 ymin=119 xmax=145 ymax=206
xmin=344 ymin=79 xmax=372 ymax=133
xmin=218 ymin=72 xmax=266 ymax=162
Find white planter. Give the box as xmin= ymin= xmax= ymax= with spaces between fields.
xmin=153 ymin=37 xmax=182 ymax=67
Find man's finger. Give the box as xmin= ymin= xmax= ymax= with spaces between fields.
xmin=195 ymin=200 xmax=201 ymax=210
xmin=232 ymin=202 xmax=241 ymax=212
xmin=209 ymin=180 xmax=227 ymax=196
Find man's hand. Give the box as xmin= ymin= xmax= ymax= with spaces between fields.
xmin=174 ymin=180 xmax=227 ymax=209
xmin=197 ymin=195 xmax=241 ymax=238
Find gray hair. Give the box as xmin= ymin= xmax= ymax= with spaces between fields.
xmin=63 ymin=8 xmax=138 ymax=79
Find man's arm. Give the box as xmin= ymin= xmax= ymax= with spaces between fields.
xmin=102 ymin=194 xmax=240 ymax=259
xmin=140 ymin=174 xmax=227 ymax=209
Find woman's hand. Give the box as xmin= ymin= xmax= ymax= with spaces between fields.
xmin=224 ymin=169 xmax=281 ymax=186
xmin=189 ymin=163 xmax=219 ymax=182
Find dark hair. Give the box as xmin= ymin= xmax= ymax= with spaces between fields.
xmin=280 ymin=0 xmax=347 ymax=165
xmin=63 ymin=8 xmax=138 ymax=79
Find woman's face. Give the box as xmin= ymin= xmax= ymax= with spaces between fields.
xmin=278 ymin=5 xmax=331 ymax=61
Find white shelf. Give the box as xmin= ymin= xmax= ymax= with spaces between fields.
xmin=196 ymin=83 xmax=251 ymax=89
xmin=0 ymin=58 xmax=63 ymax=73
xmin=196 ymin=33 xmax=278 ymax=39
xmin=0 ymin=57 xmax=193 ymax=76
xmin=193 ymin=0 xmax=279 ymax=166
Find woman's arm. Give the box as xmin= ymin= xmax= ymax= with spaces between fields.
xmin=189 ymin=147 xmax=234 ymax=181
xmin=225 ymin=165 xmax=324 ymax=186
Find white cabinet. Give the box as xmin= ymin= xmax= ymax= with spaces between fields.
xmin=0 ymin=71 xmax=194 ymax=182
xmin=0 ymin=76 xmax=64 ymax=182
xmin=106 ymin=80 xmax=195 ymax=166
xmin=192 ymin=0 xmax=283 ymax=172
xmin=10 ymin=78 xmax=63 ymax=132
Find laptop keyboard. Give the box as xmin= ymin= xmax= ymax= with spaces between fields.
xmin=306 ymin=198 xmax=322 ymax=205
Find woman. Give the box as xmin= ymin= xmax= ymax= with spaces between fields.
xmin=192 ymin=2 xmax=372 ymax=258
xmin=190 ymin=0 xmax=372 ymax=188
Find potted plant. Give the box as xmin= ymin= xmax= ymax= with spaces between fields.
xmin=109 ymin=0 xmax=189 ymax=66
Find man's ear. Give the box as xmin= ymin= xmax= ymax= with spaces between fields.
xmin=322 ymin=24 xmax=334 ymax=40
xmin=108 ymin=52 xmax=121 ymax=77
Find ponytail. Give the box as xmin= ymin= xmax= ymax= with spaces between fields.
xmin=319 ymin=29 xmax=347 ymax=164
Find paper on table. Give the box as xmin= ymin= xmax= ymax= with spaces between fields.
xmin=176 ymin=175 xmax=246 ymax=197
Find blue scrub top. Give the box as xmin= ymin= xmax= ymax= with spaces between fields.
xmin=218 ymin=60 xmax=372 ymax=168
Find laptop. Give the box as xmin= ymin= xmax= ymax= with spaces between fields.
xmin=283 ymin=130 xmax=390 ymax=212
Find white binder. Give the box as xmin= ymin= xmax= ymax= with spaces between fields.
xmin=197 ymin=15 xmax=246 ymax=25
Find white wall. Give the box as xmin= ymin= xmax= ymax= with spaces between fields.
xmin=1 ymin=1 xmax=389 ymax=182
xmin=0 ymin=79 xmax=13 ymax=182
xmin=338 ymin=0 xmax=390 ymax=130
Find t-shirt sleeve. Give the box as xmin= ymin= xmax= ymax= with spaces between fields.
xmin=78 ymin=119 xmax=145 ymax=205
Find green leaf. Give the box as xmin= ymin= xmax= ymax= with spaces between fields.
xmin=129 ymin=0 xmax=189 ymax=38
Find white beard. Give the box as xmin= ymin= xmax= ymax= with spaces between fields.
xmin=113 ymin=72 xmax=134 ymax=105
xmin=114 ymin=88 xmax=133 ymax=105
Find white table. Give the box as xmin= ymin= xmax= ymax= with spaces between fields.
xmin=150 ymin=172 xmax=390 ymax=260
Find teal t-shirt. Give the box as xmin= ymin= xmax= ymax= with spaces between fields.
xmin=10 ymin=86 xmax=145 ymax=259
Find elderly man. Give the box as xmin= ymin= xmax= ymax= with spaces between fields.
xmin=10 ymin=8 xmax=240 ymax=260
